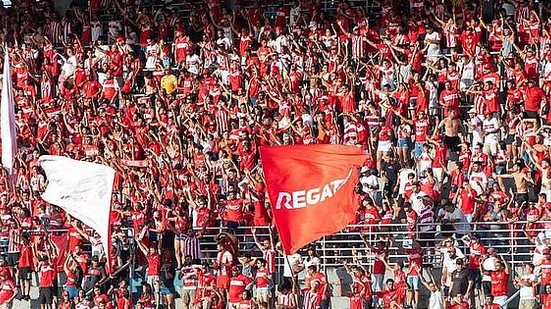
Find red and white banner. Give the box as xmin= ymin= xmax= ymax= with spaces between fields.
xmin=260 ymin=145 xmax=366 ymax=254
xmin=120 ymin=159 xmax=148 ymax=167
xmin=1 ymin=50 xmax=18 ymax=176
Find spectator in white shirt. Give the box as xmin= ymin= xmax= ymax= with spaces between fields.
xmin=482 ymin=112 xmax=500 ymax=156
xmin=513 ymin=263 xmax=538 ymax=309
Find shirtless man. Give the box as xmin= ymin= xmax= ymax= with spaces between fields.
xmin=435 ymin=109 xmax=465 ymax=152
xmin=496 ymin=160 xmax=535 ymax=204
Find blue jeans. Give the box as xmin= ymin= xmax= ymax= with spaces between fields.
xmin=414 ymin=142 xmax=425 ymax=158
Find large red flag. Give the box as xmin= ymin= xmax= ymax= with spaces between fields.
xmin=260 ymin=145 xmax=366 ymax=254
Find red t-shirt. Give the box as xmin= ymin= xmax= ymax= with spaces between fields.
xmin=460 ymin=188 xmax=477 ymax=215
xmin=540 ymin=294 xmax=551 ymax=309
xmin=0 ymin=279 xmax=15 ymax=305
xmin=372 ymin=246 xmax=387 ymax=275
xmin=448 ymin=301 xmax=469 ymax=309
xmin=146 ymin=252 xmax=161 ymax=276
xmin=222 ymin=199 xmax=244 ymax=222
xmin=405 ymin=248 xmax=423 ymax=276
xmin=490 ymin=270 xmax=508 ymax=297
xmin=18 ymin=244 xmax=33 ymax=268
xmin=38 ymin=262 xmax=57 ymax=287
xmin=539 ymin=258 xmax=551 ymax=285
xmin=467 ymin=242 xmax=486 ymax=269
xmin=525 ymin=85 xmax=545 ymax=112
xmin=376 ymin=289 xmax=397 ymax=308
xmin=228 ymin=275 xmax=252 ymax=303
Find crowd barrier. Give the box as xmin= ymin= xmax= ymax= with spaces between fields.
xmin=4 ymin=221 xmax=546 ymax=271
xmin=194 ymin=221 xmax=548 ymax=273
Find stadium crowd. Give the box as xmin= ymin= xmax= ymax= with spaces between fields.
xmin=1 ymin=0 xmax=551 ymax=308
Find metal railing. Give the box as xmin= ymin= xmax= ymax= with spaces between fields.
xmin=193 ymin=221 xmax=551 ymax=273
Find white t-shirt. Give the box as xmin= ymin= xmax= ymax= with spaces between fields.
xmin=360 ymin=175 xmax=379 ymax=196
xmin=470 ymin=116 xmax=484 ymax=147
xmin=469 ymin=172 xmax=488 ymax=195
xmin=283 ymin=253 xmax=303 ymax=277
xmin=304 ymin=256 xmax=321 ymax=271
xmin=429 ymin=290 xmax=444 ymax=309
xmin=108 ymin=20 xmax=122 ymax=38
xmin=483 ymin=117 xmax=500 ymax=144
xmin=518 ymin=274 xmax=537 ymax=299
xmin=410 ymin=191 xmax=428 ymax=215
xmin=425 ymin=32 xmax=441 ymax=57
xmin=398 ymin=169 xmax=416 ymax=194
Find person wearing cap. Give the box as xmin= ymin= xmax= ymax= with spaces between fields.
xmin=227 ymin=266 xmax=253 ymax=308
xmin=448 ymin=258 xmax=473 ymax=303
xmin=0 ymin=270 xmax=15 ymax=309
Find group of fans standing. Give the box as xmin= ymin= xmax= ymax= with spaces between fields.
xmin=0 ymin=0 xmax=551 ymax=308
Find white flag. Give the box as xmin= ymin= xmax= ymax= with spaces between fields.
xmin=1 ymin=49 xmax=17 ymax=175
xmin=39 ymin=155 xmax=115 ymax=270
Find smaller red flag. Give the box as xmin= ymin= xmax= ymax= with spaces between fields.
xmin=260 ymin=145 xmax=366 ymax=254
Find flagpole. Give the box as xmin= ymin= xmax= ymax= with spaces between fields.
xmin=283 ymin=253 xmax=303 ymax=308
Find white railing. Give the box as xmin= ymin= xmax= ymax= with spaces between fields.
xmin=192 ymin=221 xmax=550 ymax=273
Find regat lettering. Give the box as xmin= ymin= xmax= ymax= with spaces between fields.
xmin=275 ymin=178 xmax=347 ymax=210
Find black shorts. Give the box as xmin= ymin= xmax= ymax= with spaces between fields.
xmin=18 ymin=267 xmax=32 ymax=280
xmin=5 ymin=252 xmax=19 ymax=266
xmin=468 ymin=269 xmax=482 ymax=288
xmin=38 ymin=287 xmax=54 ymax=305
xmin=482 ymin=281 xmax=492 ymax=296
xmin=516 ymin=192 xmax=529 ymax=204
xmin=503 ymin=134 xmax=515 ymax=145
xmin=524 ymin=110 xmax=539 ymax=119
xmin=442 ymin=286 xmax=450 ymax=297
xmin=443 ymin=135 xmax=461 ymax=152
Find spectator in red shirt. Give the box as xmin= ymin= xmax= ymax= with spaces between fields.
xmin=305 ymin=265 xmax=330 ymax=309
xmin=0 ymin=271 xmax=16 ymax=309
xmin=524 ymin=79 xmax=547 ymax=119
xmin=227 ymin=266 xmax=253 ymax=308
xmin=483 ymin=295 xmax=503 ymax=309
xmin=136 ymin=239 xmax=161 ymax=306
xmin=16 ymin=235 xmax=34 ymax=301
xmin=485 ymin=257 xmax=510 ymax=309
xmin=37 ymin=255 xmax=58 ymax=309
